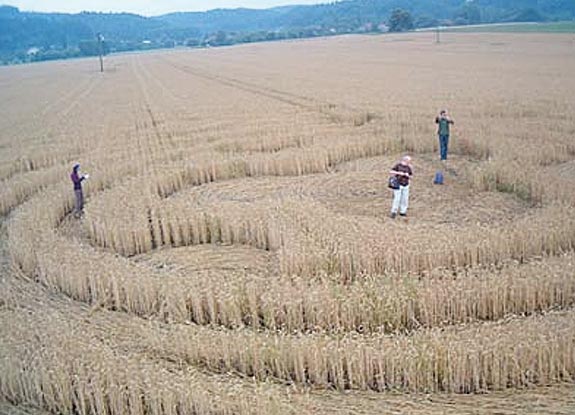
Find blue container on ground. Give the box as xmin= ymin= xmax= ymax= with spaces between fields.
xmin=434 ymin=171 xmax=444 ymax=185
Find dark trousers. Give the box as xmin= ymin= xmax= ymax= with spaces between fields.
xmin=439 ymin=134 xmax=449 ymax=160
xmin=74 ymin=189 xmax=84 ymax=216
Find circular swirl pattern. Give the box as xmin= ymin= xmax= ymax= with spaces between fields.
xmin=2 ymin=33 xmax=575 ymax=414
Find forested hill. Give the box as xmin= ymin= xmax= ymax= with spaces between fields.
xmin=1 ymin=0 xmax=574 ymax=64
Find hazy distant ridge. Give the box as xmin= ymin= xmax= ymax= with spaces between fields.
xmin=1 ymin=0 xmax=574 ymax=64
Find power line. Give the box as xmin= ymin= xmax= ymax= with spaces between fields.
xmin=97 ymin=33 xmax=104 ymax=73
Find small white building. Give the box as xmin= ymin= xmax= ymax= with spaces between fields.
xmin=26 ymin=47 xmax=40 ymax=56
xmin=378 ymin=23 xmax=389 ymax=32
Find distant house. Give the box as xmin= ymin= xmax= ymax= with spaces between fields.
xmin=26 ymin=47 xmax=40 ymax=56
xmin=378 ymin=23 xmax=389 ymax=32
xmin=361 ymin=22 xmax=374 ymax=32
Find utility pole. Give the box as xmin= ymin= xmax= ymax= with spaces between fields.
xmin=97 ymin=33 xmax=104 ymax=72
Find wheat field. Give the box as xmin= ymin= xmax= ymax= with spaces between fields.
xmin=1 ymin=32 xmax=575 ymax=414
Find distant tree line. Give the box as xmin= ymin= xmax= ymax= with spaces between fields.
xmin=1 ymin=0 xmax=574 ymax=64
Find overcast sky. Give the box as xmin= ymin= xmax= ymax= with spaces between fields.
xmin=5 ymin=1 xmax=326 ymax=15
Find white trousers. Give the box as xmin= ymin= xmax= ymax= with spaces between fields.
xmin=391 ymin=185 xmax=409 ymax=214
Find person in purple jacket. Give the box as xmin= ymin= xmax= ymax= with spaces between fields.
xmin=70 ymin=163 xmax=89 ymax=217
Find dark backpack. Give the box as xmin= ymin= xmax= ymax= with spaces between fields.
xmin=388 ymin=176 xmax=400 ymax=190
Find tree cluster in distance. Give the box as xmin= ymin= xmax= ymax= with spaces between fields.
xmin=0 ymin=0 xmax=574 ymax=64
